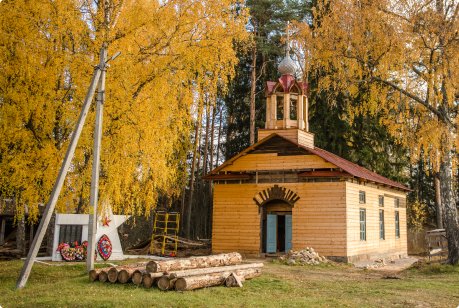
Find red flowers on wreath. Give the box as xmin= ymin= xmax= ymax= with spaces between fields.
xmin=57 ymin=240 xmax=89 ymax=261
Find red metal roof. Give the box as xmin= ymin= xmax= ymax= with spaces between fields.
xmin=265 ymin=76 xmax=308 ymax=95
xmin=304 ymin=146 xmax=410 ymax=191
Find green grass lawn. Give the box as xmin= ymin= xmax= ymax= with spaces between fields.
xmin=1 ymin=259 xmax=458 ymax=307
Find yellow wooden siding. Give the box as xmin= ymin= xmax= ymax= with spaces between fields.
xmin=221 ymin=153 xmax=336 ymax=172
xmin=345 ymin=182 xmax=408 ymax=259
xmin=292 ymin=182 xmax=347 ymax=256
xmin=258 ymin=129 xmax=314 ymax=148
xmin=212 ymin=182 xmax=347 ymax=256
xmin=212 ymin=184 xmax=261 ymax=254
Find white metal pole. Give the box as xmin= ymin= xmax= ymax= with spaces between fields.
xmin=86 ymin=46 xmax=107 ymax=271
xmin=16 ymin=57 xmax=103 ymax=290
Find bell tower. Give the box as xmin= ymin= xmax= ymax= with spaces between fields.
xmin=258 ymin=23 xmax=314 ymax=148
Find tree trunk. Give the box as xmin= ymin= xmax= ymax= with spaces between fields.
xmin=16 ymin=214 xmax=26 ymax=256
xmin=249 ymin=45 xmax=257 ymax=145
xmin=45 ymin=214 xmax=55 ymax=256
xmin=174 ymin=267 xmax=262 ymax=291
xmin=209 ymin=104 xmax=216 ymax=174
xmin=207 ymin=104 xmax=216 ymax=237
xmin=186 ymin=100 xmax=204 ymax=238
xmin=200 ymin=102 xmax=211 ymax=238
xmin=439 ymin=146 xmax=459 ymax=265
xmin=146 ymin=252 xmax=242 ymax=273
xmin=203 ymin=103 xmax=210 ymax=176
xmin=434 ymin=172 xmax=443 ymax=229
xmin=0 ymin=217 xmax=5 ymax=246
xmin=216 ymin=105 xmax=223 ymax=167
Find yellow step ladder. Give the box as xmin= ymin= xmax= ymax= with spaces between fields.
xmin=150 ymin=211 xmax=180 ymax=256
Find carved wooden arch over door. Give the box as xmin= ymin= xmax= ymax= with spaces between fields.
xmin=253 ymin=184 xmax=300 ymax=207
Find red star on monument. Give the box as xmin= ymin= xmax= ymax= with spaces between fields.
xmin=102 ymin=216 xmax=111 ymax=227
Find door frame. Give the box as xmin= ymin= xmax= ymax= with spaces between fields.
xmin=260 ymin=200 xmax=293 ymax=254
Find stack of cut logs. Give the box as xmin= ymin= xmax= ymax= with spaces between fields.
xmin=89 ymin=252 xmax=263 ymax=291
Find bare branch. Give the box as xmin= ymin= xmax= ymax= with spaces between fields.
xmin=372 ymin=76 xmax=454 ymax=129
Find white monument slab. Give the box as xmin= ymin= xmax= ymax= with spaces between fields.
xmin=52 ymin=213 xmax=129 ymax=261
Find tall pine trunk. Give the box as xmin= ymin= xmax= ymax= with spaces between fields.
xmin=186 ymin=101 xmax=203 ymax=238
xmin=201 ymin=103 xmax=211 ymax=237
xmin=203 ymin=103 xmax=210 ymax=177
xmin=207 ymin=104 xmax=216 ymax=237
xmin=216 ymin=105 xmax=223 ymax=167
xmin=249 ymin=45 xmax=257 ymax=145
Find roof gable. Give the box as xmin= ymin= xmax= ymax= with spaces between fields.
xmin=207 ymin=133 xmax=409 ymax=191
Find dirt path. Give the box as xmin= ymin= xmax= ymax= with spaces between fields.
xmin=249 ymin=257 xmax=419 ymax=282
xmin=353 ymin=257 xmax=419 ymax=274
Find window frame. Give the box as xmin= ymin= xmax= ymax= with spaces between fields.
xmin=378 ymin=195 xmax=384 ymax=207
xmin=359 ymin=208 xmax=366 ymax=241
xmin=276 ymin=95 xmax=284 ymax=120
xmin=359 ymin=191 xmax=366 ymax=204
xmin=379 ymin=209 xmax=385 ymax=240
xmin=289 ymin=95 xmax=298 ymax=120
xmin=395 ymin=211 xmax=400 ymax=239
xmin=394 ymin=198 xmax=400 ymax=208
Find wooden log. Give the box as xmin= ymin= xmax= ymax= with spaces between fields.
xmin=98 ymin=269 xmax=109 ymax=283
xmin=107 ymin=264 xmax=147 ymax=283
xmin=157 ymin=276 xmax=178 ymax=291
xmin=174 ymin=267 xmax=262 ymax=291
xmin=142 ymin=272 xmax=164 ymax=288
xmin=155 ymin=263 xmax=262 ymax=291
xmin=89 ymin=269 xmax=99 ymax=282
xmin=146 ymin=252 xmax=242 ymax=273
xmin=132 ymin=269 xmax=146 ymax=286
xmin=225 ymin=273 xmax=243 ymax=287
xmin=118 ymin=268 xmax=136 ymax=284
xmin=169 ymin=262 xmax=263 ymax=278
xmin=107 ymin=267 xmax=119 ymax=283
xmin=89 ymin=267 xmax=113 ymax=282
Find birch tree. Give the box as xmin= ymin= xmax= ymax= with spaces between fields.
xmin=296 ymin=0 xmax=459 ymax=263
xmin=0 ymin=0 xmax=248 ymax=220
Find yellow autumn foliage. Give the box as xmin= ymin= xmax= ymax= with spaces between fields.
xmin=407 ymin=199 xmax=428 ymax=232
xmin=294 ymin=0 xmax=458 ymax=168
xmin=0 ymin=0 xmax=249 ymax=220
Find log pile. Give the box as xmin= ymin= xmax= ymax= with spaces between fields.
xmin=278 ymin=247 xmax=328 ymax=265
xmin=89 ymin=252 xmax=263 ymax=291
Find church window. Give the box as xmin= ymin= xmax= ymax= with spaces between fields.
xmin=290 ymin=95 xmax=297 ymax=120
xmin=276 ymin=96 xmax=284 ymax=120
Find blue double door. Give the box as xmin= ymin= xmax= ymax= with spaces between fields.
xmin=266 ymin=213 xmax=292 ymax=253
